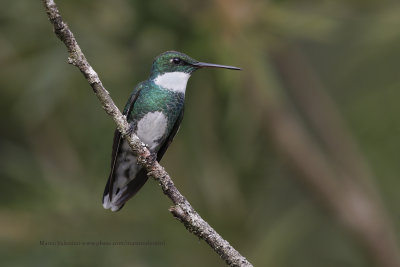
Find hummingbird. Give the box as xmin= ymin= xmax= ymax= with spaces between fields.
xmin=102 ymin=51 xmax=240 ymax=211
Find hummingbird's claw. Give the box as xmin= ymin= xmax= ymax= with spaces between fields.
xmin=148 ymin=151 xmax=158 ymax=163
xmin=127 ymin=124 xmax=135 ymax=136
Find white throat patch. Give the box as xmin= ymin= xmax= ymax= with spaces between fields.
xmin=154 ymin=72 xmax=190 ymax=93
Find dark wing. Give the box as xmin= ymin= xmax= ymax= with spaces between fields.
xmin=111 ymin=107 xmax=185 ymax=209
xmin=157 ymin=106 xmax=184 ymax=162
xmin=102 ymin=84 xmax=143 ymax=202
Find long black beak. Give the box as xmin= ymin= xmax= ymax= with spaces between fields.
xmin=193 ymin=62 xmax=241 ymax=70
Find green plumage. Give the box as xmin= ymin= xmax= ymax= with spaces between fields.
xmin=128 ymin=81 xmax=184 ymax=140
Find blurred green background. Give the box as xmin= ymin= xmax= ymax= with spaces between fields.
xmin=1 ymin=0 xmax=400 ymax=266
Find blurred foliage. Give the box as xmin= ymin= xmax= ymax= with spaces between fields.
xmin=1 ymin=0 xmax=400 ymax=266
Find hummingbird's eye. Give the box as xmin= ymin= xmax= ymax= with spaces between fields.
xmin=171 ymin=58 xmax=181 ymax=64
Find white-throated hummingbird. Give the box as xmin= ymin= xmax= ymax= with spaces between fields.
xmin=102 ymin=51 xmax=240 ymax=211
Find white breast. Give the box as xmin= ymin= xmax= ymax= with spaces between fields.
xmin=154 ymin=72 xmax=190 ymax=93
xmin=136 ymin=111 xmax=168 ymax=151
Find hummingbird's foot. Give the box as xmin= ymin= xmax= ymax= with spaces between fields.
xmin=127 ymin=123 xmax=135 ymax=136
xmin=148 ymin=151 xmax=158 ymax=163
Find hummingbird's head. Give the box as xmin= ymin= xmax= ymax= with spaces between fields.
xmin=149 ymin=51 xmax=240 ymax=93
xmin=150 ymin=51 xmax=199 ymax=77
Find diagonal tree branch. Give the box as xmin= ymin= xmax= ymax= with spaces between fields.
xmin=42 ymin=0 xmax=252 ymax=266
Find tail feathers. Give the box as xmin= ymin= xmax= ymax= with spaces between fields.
xmin=102 ymin=169 xmax=149 ymax=212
